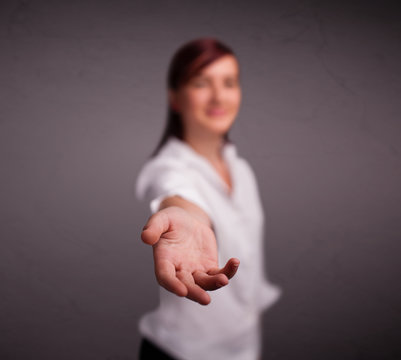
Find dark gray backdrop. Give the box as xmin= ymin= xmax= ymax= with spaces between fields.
xmin=1 ymin=0 xmax=400 ymax=359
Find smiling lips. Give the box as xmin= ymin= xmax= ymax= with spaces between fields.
xmin=206 ymin=108 xmax=226 ymax=116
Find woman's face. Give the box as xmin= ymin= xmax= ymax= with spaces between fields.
xmin=170 ymin=55 xmax=241 ymax=139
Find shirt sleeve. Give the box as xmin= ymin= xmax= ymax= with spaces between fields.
xmin=135 ymin=157 xmax=212 ymax=216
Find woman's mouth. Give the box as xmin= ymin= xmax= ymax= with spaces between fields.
xmin=207 ymin=108 xmax=226 ymax=116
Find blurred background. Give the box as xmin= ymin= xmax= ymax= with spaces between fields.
xmin=0 ymin=0 xmax=400 ymax=359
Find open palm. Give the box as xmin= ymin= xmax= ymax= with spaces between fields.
xmin=141 ymin=206 xmax=239 ymax=305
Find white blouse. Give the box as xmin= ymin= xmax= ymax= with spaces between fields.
xmin=136 ymin=137 xmax=281 ymax=360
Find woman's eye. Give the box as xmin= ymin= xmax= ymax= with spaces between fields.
xmin=192 ymin=79 xmax=208 ymax=87
xmin=225 ymin=79 xmax=237 ymax=87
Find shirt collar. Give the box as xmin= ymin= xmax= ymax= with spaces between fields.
xmin=165 ymin=136 xmax=238 ymax=197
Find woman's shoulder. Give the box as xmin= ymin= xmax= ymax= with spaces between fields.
xmin=135 ymin=138 xmax=195 ymax=198
xmin=156 ymin=137 xmax=196 ymax=160
xmin=140 ymin=138 xmax=189 ymax=171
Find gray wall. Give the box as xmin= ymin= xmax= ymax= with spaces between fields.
xmin=1 ymin=1 xmax=400 ymax=359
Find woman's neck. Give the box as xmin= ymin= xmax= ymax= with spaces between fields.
xmin=183 ymin=130 xmax=233 ymax=192
xmin=183 ymin=131 xmax=225 ymax=163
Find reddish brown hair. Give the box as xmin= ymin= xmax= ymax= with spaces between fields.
xmin=151 ymin=38 xmax=236 ymax=157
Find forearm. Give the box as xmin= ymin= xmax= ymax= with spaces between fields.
xmin=158 ymin=196 xmax=212 ymax=228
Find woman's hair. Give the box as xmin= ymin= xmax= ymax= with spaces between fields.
xmin=151 ymin=38 xmax=236 ymax=157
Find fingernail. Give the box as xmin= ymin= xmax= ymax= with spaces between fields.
xmin=217 ymin=279 xmax=228 ymax=287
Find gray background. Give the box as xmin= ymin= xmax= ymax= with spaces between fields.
xmin=1 ymin=0 xmax=400 ymax=359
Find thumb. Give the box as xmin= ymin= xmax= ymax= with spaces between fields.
xmin=141 ymin=211 xmax=170 ymax=245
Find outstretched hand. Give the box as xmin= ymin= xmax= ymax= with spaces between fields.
xmin=141 ymin=206 xmax=240 ymax=305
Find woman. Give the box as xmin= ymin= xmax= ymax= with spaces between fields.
xmin=136 ymin=38 xmax=281 ymax=360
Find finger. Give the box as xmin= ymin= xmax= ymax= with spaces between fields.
xmin=155 ymin=259 xmax=187 ymax=297
xmin=141 ymin=211 xmax=170 ymax=245
xmin=208 ymin=258 xmax=240 ymax=279
xmin=193 ymin=271 xmax=228 ymax=291
xmin=177 ymin=270 xmax=211 ymax=305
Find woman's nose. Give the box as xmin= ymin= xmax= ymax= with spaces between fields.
xmin=210 ymin=84 xmax=224 ymax=103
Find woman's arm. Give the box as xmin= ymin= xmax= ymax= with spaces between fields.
xmin=159 ymin=195 xmax=212 ymax=227
xmin=141 ymin=196 xmax=240 ymax=305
